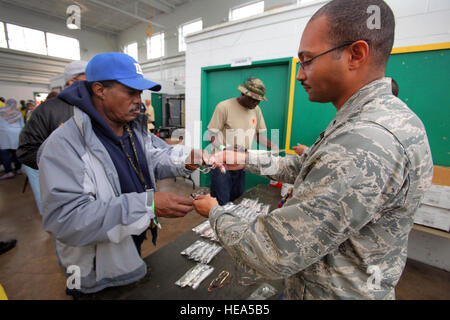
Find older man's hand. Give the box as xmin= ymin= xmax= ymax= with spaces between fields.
xmin=154 ymin=192 xmax=194 ymax=218
xmin=193 ymin=194 xmax=219 ymax=218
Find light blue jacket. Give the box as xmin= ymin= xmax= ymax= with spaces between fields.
xmin=38 ymin=107 xmax=192 ymax=293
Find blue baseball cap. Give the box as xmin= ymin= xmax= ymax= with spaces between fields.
xmin=85 ymin=52 xmax=161 ymax=91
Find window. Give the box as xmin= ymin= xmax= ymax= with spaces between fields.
xmin=6 ymin=23 xmax=47 ymax=55
xmin=47 ymin=33 xmax=80 ymax=60
xmin=178 ymin=19 xmax=203 ymax=52
xmin=229 ymin=1 xmax=264 ymax=21
xmin=147 ymin=32 xmax=165 ymax=60
xmin=0 ymin=22 xmax=7 ymax=48
xmin=124 ymin=42 xmax=138 ymax=61
xmin=1 ymin=22 xmax=81 ymax=60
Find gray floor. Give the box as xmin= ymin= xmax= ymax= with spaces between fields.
xmin=0 ymin=173 xmax=449 ymax=299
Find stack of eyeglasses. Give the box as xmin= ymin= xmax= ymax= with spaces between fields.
xmin=192 ymin=220 xmax=219 ymax=242
xmin=221 ymin=198 xmax=272 ymax=223
xmin=181 ymin=239 xmax=222 ymax=264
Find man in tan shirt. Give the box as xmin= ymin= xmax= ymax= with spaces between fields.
xmin=207 ymin=77 xmax=273 ymax=205
xmin=145 ymin=100 xmax=155 ymax=131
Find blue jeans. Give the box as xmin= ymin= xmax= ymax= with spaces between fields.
xmin=23 ymin=165 xmax=42 ymax=213
xmin=210 ymin=168 xmax=245 ymax=205
xmin=0 ymin=149 xmax=21 ymax=173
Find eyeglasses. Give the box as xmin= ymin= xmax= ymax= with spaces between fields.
xmin=299 ymin=40 xmax=370 ymax=69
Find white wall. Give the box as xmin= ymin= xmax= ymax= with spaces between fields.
xmin=0 ymin=2 xmax=118 ymax=61
xmin=118 ymin=0 xmax=298 ymax=94
xmin=185 ymin=0 xmax=450 ymax=146
xmin=0 ymin=80 xmax=49 ymax=102
xmin=184 ymin=0 xmax=450 ymax=270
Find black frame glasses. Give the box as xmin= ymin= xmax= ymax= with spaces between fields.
xmin=299 ymin=40 xmax=370 ymax=69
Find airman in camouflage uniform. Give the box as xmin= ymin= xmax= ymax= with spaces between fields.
xmin=209 ymin=77 xmax=433 ymax=299
xmin=194 ymin=0 xmax=434 ymax=299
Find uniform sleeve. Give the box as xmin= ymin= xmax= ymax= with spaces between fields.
xmin=210 ymin=123 xmax=406 ymax=280
xmin=245 ymin=151 xmax=304 ymax=185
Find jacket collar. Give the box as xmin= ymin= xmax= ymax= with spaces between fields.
xmin=333 ymin=77 xmax=392 ymax=127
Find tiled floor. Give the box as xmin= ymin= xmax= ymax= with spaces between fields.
xmin=0 ymin=173 xmax=449 ymax=299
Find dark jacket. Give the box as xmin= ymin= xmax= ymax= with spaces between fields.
xmin=17 ymin=98 xmax=73 ymax=169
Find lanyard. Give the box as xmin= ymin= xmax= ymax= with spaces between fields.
xmin=120 ymin=124 xmax=148 ymax=190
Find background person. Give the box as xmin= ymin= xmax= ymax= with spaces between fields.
xmin=17 ymin=61 xmax=88 ymax=213
xmin=207 ymin=77 xmax=275 ymax=205
xmin=0 ymin=99 xmax=24 ymax=180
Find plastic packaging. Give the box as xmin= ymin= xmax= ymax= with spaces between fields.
xmin=175 ymin=263 xmax=215 ymax=290
xmin=246 ymin=283 xmax=277 ymax=300
xmin=192 ymin=220 xmax=219 ymax=242
xmin=181 ymin=239 xmax=222 ymax=264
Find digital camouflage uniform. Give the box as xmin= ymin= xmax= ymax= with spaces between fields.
xmin=209 ymin=78 xmax=433 ymax=299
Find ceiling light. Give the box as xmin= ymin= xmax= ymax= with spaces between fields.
xmin=66 ymin=5 xmax=81 ymax=30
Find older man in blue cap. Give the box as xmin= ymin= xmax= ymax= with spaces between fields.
xmin=38 ymin=52 xmax=202 ymax=297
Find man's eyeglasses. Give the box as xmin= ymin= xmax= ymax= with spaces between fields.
xmin=299 ymin=40 xmax=370 ymax=69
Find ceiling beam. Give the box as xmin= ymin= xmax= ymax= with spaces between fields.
xmin=85 ymin=0 xmax=165 ymax=28
xmin=157 ymin=0 xmax=176 ymax=10
xmin=138 ymin=0 xmax=174 ymax=14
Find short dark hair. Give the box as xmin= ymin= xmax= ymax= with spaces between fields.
xmin=311 ymin=0 xmax=395 ymax=68
xmin=87 ymin=80 xmax=118 ymax=95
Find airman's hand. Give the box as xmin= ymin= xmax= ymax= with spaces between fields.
xmin=292 ymin=143 xmax=308 ymax=156
xmin=193 ymin=194 xmax=219 ymax=218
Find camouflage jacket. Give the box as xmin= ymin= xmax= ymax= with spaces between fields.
xmin=209 ymin=78 xmax=433 ymax=299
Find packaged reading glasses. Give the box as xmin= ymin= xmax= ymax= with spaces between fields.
xmin=222 ymin=198 xmax=271 ymax=223
xmin=175 ymin=263 xmax=214 ymax=290
xmin=181 ymin=239 xmax=223 ymax=264
xmin=192 ymin=220 xmax=219 ymax=242
xmin=191 ymin=198 xmax=271 ymax=241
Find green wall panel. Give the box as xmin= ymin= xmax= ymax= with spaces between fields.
xmin=289 ymin=62 xmax=336 ymax=148
xmin=151 ymin=93 xmax=163 ymax=129
xmin=288 ymin=49 xmax=450 ymax=166
xmin=386 ymin=49 xmax=450 ymax=166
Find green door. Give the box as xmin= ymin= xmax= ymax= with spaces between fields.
xmin=151 ymin=93 xmax=163 ymax=129
xmin=201 ymin=58 xmax=292 ymax=189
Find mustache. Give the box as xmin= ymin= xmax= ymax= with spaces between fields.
xmin=128 ymin=104 xmax=140 ymax=112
